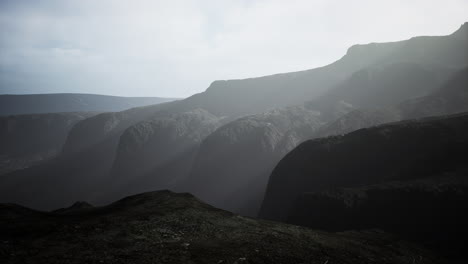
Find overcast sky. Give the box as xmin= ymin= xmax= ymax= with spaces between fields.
xmin=0 ymin=0 xmax=467 ymax=98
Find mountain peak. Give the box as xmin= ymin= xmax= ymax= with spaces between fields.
xmin=451 ymin=22 xmax=468 ymax=39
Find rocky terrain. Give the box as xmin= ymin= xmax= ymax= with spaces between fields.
xmin=0 ymin=190 xmax=443 ymax=264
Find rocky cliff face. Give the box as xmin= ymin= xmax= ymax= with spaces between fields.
xmin=0 ymin=190 xmax=442 ymax=264
xmin=260 ymin=112 xmax=468 ymax=259
xmin=105 ymin=109 xmax=223 ymax=202
xmin=260 ymin=112 xmax=468 ymax=221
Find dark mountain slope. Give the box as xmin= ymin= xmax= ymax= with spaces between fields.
xmin=0 ymin=112 xmax=96 ymax=175
xmin=0 ymin=190 xmax=442 ymax=264
xmin=287 ymin=174 xmax=468 ymax=258
xmin=260 ymin=112 xmax=468 ymax=221
xmin=0 ymin=93 xmax=177 ymax=116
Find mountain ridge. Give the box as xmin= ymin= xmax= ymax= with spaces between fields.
xmin=0 ymin=93 xmax=178 ymax=116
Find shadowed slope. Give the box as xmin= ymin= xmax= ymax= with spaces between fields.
xmin=0 ymin=190 xmax=442 ymax=264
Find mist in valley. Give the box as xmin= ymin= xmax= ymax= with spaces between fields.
xmin=1 ymin=1 xmax=468 ymax=263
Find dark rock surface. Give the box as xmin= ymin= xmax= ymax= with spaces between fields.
xmin=288 ymin=175 xmax=468 ymax=258
xmin=0 ymin=190 xmax=443 ymax=264
xmin=260 ymin=112 xmax=468 ymax=260
xmin=260 ymin=112 xmax=468 ymax=221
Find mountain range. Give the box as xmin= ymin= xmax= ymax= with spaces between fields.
xmin=1 ymin=22 xmax=468 ymax=262
xmin=0 ymin=93 xmax=178 ymax=116
xmin=1 ymin=23 xmax=467 ymax=212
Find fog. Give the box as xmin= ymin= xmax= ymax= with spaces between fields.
xmin=1 ymin=0 xmax=467 ymax=97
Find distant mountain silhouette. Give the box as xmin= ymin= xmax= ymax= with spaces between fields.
xmin=0 ymin=190 xmax=442 ymax=264
xmin=0 ymin=112 xmax=96 ymax=175
xmin=0 ymin=93 xmax=178 ymax=115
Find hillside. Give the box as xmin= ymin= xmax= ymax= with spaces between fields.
xmin=261 ymin=112 xmax=468 ymax=221
xmin=287 ymin=175 xmax=468 ymax=258
xmin=0 ymin=190 xmax=442 ymax=264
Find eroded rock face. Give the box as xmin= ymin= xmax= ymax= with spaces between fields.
xmin=183 ymin=106 xmax=324 ymax=216
xmin=0 ymin=190 xmax=442 ymax=264
xmin=105 ymin=109 xmax=223 ymax=201
xmin=260 ymin=112 xmax=468 ymax=222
